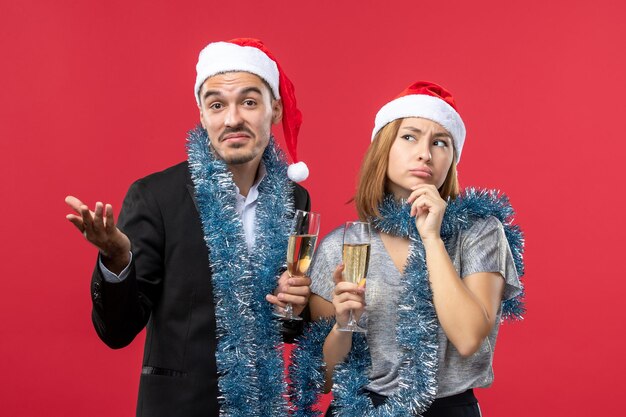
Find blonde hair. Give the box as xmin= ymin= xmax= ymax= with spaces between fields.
xmin=355 ymin=119 xmax=459 ymax=220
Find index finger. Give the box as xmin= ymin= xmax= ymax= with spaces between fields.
xmin=65 ymin=195 xmax=85 ymax=213
xmin=287 ymin=276 xmax=311 ymax=287
xmin=408 ymin=185 xmax=438 ymax=202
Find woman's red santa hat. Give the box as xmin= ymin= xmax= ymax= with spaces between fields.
xmin=372 ymin=81 xmax=467 ymax=162
xmin=194 ymin=38 xmax=308 ymax=182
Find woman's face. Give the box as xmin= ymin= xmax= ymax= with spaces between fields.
xmin=386 ymin=117 xmax=454 ymax=199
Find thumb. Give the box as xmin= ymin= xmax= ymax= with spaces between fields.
xmin=332 ymin=264 xmax=345 ymax=285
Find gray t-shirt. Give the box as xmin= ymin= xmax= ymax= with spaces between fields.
xmin=309 ymin=216 xmax=522 ymax=398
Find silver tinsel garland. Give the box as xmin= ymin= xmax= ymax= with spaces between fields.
xmin=187 ymin=126 xmax=294 ymax=416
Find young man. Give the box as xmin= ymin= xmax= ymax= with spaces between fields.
xmin=65 ymin=38 xmax=312 ymax=417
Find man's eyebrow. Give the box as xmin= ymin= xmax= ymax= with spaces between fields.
xmin=202 ymin=86 xmax=265 ymax=101
xmin=240 ymin=86 xmax=264 ymax=96
xmin=202 ymin=90 xmax=222 ymax=101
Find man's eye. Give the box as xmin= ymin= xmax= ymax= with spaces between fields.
xmin=243 ymin=99 xmax=256 ymax=106
xmin=209 ymin=103 xmax=223 ymax=110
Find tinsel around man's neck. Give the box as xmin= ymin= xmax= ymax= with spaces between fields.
xmin=186 ymin=125 xmax=294 ymax=416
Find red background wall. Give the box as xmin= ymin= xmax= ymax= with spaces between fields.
xmin=1 ymin=1 xmax=625 ymax=415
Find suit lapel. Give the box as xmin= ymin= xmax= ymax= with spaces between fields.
xmin=186 ymin=184 xmax=200 ymax=214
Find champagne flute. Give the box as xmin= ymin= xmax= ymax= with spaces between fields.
xmin=337 ymin=221 xmax=371 ymax=333
xmin=276 ymin=210 xmax=321 ymax=321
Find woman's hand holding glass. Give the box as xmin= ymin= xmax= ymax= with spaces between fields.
xmin=331 ymin=264 xmax=366 ymax=330
xmin=335 ymin=221 xmax=370 ymax=332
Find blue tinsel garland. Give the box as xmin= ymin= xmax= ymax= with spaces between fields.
xmin=187 ymin=126 xmax=294 ymax=417
xmin=290 ymin=188 xmax=525 ymax=417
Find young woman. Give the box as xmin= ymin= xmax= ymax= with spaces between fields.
xmin=291 ymin=81 xmax=525 ymax=417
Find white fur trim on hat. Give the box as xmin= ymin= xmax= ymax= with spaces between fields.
xmin=371 ymin=95 xmax=466 ymax=162
xmin=287 ymin=161 xmax=309 ymax=183
xmin=194 ymin=42 xmax=280 ymax=105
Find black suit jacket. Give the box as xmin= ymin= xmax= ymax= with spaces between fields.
xmin=91 ymin=161 xmax=310 ymax=417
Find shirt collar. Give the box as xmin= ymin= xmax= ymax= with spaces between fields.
xmin=234 ymin=161 xmax=266 ymax=205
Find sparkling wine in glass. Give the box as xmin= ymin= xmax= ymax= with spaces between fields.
xmin=287 ymin=234 xmax=318 ymax=278
xmin=276 ymin=210 xmax=321 ymax=320
xmin=337 ymin=221 xmax=371 ymax=333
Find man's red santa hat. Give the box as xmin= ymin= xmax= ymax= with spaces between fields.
xmin=194 ymin=38 xmax=308 ymax=182
xmin=372 ymin=81 xmax=467 ymax=162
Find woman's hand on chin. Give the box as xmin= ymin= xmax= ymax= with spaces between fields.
xmin=407 ymin=184 xmax=447 ymax=242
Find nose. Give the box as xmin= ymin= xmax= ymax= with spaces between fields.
xmin=224 ymin=105 xmax=243 ymax=127
xmin=416 ymin=140 xmax=432 ymax=162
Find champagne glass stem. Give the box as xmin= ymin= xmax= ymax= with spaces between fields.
xmin=283 ymin=302 xmax=296 ymax=319
xmin=347 ymin=309 xmax=357 ymax=328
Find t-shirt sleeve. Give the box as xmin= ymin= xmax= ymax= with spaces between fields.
xmin=309 ymin=230 xmax=342 ymax=302
xmin=460 ymin=216 xmax=522 ymax=301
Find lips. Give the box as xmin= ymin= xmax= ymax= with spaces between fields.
xmin=409 ymin=167 xmax=433 ymax=178
xmin=221 ymin=133 xmax=251 ymax=142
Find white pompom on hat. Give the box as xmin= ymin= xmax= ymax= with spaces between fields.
xmin=195 ymin=38 xmax=308 ymax=182
xmin=372 ymin=81 xmax=466 ymax=163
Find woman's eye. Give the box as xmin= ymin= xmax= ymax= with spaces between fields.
xmin=433 ymin=139 xmax=448 ymax=147
xmin=401 ymin=134 xmax=416 ymax=142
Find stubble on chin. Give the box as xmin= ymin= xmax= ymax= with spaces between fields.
xmin=208 ymin=132 xmax=269 ymax=166
xmin=209 ymin=144 xmax=257 ymax=165
xmin=222 ymin=153 xmax=257 ymax=165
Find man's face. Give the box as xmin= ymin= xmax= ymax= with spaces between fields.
xmin=198 ymin=72 xmax=282 ymax=165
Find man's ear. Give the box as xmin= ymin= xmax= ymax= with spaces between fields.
xmin=198 ymin=106 xmax=206 ymax=129
xmin=272 ymin=99 xmax=283 ymax=125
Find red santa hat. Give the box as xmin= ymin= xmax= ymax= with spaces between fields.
xmin=372 ymin=81 xmax=466 ymax=162
xmin=194 ymin=38 xmax=308 ymax=182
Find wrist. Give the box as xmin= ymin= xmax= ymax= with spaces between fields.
xmin=100 ymin=248 xmax=130 ymax=275
xmin=421 ymin=235 xmax=444 ymax=248
xmin=332 ymin=322 xmax=352 ymax=337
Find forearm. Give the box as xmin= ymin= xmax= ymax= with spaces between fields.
xmin=91 ymin=260 xmax=152 ymax=348
xmin=91 ymin=180 xmax=163 ymax=348
xmin=322 ymin=324 xmax=353 ymax=392
xmin=423 ymin=238 xmax=492 ymax=356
